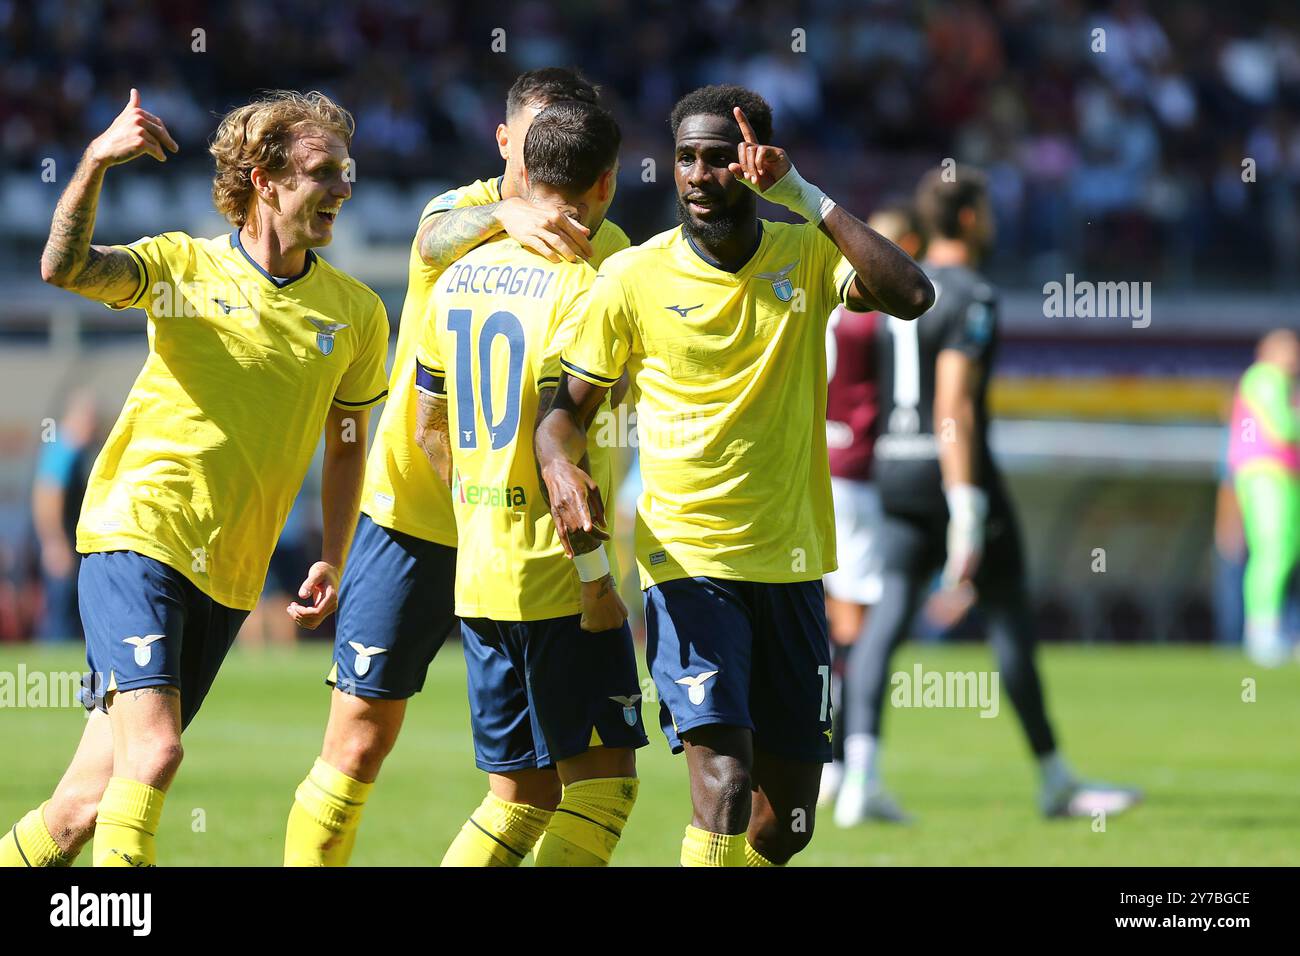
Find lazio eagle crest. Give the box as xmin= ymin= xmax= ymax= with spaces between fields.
xmin=307 ymin=317 xmax=348 ymax=355
xmin=123 ymin=634 xmax=164 ymax=667
xmin=609 ymin=694 xmax=642 ymax=726
xmin=756 ymin=260 xmax=799 ymax=302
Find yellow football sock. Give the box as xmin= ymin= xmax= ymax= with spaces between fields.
xmin=441 ymin=792 xmax=553 ymax=867
xmin=744 ymin=839 xmax=780 ymax=866
xmin=0 ymin=803 xmax=68 ymax=867
xmin=533 ymin=777 xmax=638 ymax=867
xmin=284 ymin=757 xmax=373 ymax=866
xmin=93 ymin=778 xmax=164 ymax=867
xmin=681 ymin=825 xmax=748 ymax=867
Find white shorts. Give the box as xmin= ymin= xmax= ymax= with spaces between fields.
xmin=824 ymin=477 xmax=884 ymax=606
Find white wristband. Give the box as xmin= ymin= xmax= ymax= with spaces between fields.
xmin=572 ymin=544 xmax=611 ymax=583
xmin=749 ymin=161 xmax=837 ymax=224
xmin=944 ymin=484 xmax=989 ymax=528
xmin=942 ymin=483 xmax=988 ymax=588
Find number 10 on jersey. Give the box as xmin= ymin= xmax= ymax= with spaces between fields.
xmin=446 ymin=308 xmax=526 ymax=450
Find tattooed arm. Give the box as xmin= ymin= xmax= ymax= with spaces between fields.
xmin=414 ymin=388 xmax=453 ymax=486
xmin=40 ymin=88 xmax=177 ymax=304
xmin=40 ymin=158 xmax=142 ymax=304
xmin=416 ymin=196 xmax=593 ymax=269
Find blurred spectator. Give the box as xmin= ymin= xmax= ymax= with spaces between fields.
xmin=30 ymin=388 xmax=97 ymax=642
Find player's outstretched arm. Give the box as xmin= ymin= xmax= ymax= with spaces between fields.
xmin=727 ymin=106 xmax=932 ymax=319
xmin=416 ymin=196 xmax=593 ymax=269
xmin=289 ymin=406 xmax=369 ymax=629
xmin=40 ymin=88 xmax=178 ymax=304
xmin=413 ymin=388 xmax=453 ymax=486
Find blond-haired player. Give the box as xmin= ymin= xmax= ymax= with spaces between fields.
xmin=0 ymin=89 xmax=388 ymax=867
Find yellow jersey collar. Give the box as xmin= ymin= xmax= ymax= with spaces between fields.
xmin=682 ymin=220 xmax=766 ymax=276
xmin=230 ymin=229 xmax=318 ymax=289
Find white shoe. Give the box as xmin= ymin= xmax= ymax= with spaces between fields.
xmin=1245 ymin=628 xmax=1290 ymax=668
xmin=1040 ymin=777 xmax=1142 ymax=819
xmin=833 ymin=773 xmax=912 ymax=826
xmin=817 ymin=762 xmax=844 ymax=810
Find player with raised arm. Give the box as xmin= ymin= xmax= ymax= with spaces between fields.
xmin=835 ymin=166 xmax=1141 ymax=826
xmin=0 ymin=90 xmax=389 ymax=868
xmin=536 ymin=85 xmax=933 ymax=866
xmin=284 ymin=68 xmax=632 ymax=866
xmin=413 ymin=99 xmax=645 ymax=867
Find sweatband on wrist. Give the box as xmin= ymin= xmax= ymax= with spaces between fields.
xmin=751 ymin=162 xmax=837 ymax=224
xmin=944 ymin=483 xmax=989 ymax=526
xmin=572 ymin=545 xmax=610 ymax=583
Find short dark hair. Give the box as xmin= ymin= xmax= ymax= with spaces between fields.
xmin=523 ymin=99 xmax=621 ymax=192
xmin=670 ymin=84 xmax=772 ymax=143
xmin=506 ymin=67 xmax=599 ymax=119
xmin=915 ymin=166 xmax=988 ymax=240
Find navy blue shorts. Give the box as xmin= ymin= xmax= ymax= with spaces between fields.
xmin=460 ymin=615 xmax=648 ymax=773
xmin=644 ymin=577 xmax=833 ymax=762
xmin=78 ymin=551 xmax=249 ymax=730
xmin=328 ymin=514 xmax=457 ymax=700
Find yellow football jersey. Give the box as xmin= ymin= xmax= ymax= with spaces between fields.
xmin=76 ymin=230 xmax=390 ymax=610
xmin=562 ymin=220 xmax=856 ymax=588
xmin=361 ymin=176 xmax=630 ymax=545
xmin=415 ymin=234 xmax=616 ymax=621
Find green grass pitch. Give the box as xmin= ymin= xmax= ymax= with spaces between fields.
xmin=2 ymin=641 xmax=1297 ymax=866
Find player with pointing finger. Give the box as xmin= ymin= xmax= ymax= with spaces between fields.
xmin=536 ymin=85 xmax=933 ymax=866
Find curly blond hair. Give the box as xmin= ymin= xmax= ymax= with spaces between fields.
xmin=209 ymin=90 xmax=354 ymax=229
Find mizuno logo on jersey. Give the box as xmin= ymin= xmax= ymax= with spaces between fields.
xmin=665 ymin=303 xmax=703 ymax=317
xmin=123 ymin=634 xmax=164 ymax=667
xmin=756 ymin=260 xmax=799 ymax=302
xmin=211 ymin=297 xmax=251 ymax=314
xmin=676 ymin=670 xmax=718 ymax=706
xmin=307 ymin=317 xmax=348 ymax=355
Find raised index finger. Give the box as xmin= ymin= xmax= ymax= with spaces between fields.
xmin=733 ymin=106 xmax=758 ymax=145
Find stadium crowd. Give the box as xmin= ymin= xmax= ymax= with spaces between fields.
xmin=3 ymin=0 xmax=1300 ymax=282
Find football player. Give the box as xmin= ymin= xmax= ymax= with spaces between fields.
xmin=536 ymin=85 xmax=933 ymax=865
xmin=1 ymin=90 xmax=388 ymax=867
xmin=284 ymin=68 xmax=633 ymax=865
xmin=836 ymin=166 xmax=1141 ymax=824
xmin=416 ymin=100 xmax=645 ymax=866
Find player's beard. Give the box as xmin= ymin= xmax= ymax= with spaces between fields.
xmin=676 ymin=189 xmax=756 ymax=246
